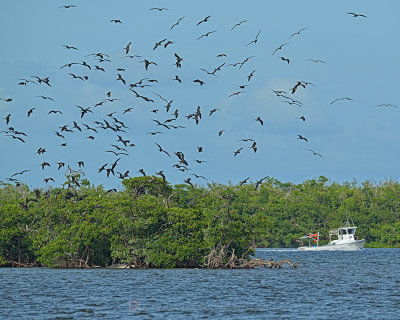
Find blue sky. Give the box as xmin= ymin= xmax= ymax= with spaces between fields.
xmin=1 ymin=0 xmax=399 ymax=190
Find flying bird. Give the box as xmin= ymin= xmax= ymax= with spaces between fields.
xmin=289 ymin=27 xmax=308 ymax=38
xmin=62 ymin=44 xmax=78 ymax=50
xmin=279 ymin=57 xmax=290 ymax=64
xmin=272 ymin=42 xmax=289 ymax=56
xmin=231 ymin=20 xmax=247 ymax=31
xmin=27 ymin=108 xmax=36 ymax=117
xmin=347 ymin=12 xmax=368 ymax=18
xmin=197 ymin=16 xmax=211 ymax=26
xmin=307 ymin=149 xmax=324 ymax=158
xmin=330 ymin=97 xmax=353 ymax=105
xmin=197 ymin=30 xmax=217 ymax=40
xmin=246 ymin=29 xmax=261 ymax=46
xmin=297 ymin=135 xmax=308 ymax=142
xmin=170 ymin=17 xmax=184 ymax=31
xmin=149 ymin=7 xmax=168 ymax=11
xmin=234 ymin=147 xmax=243 ymax=157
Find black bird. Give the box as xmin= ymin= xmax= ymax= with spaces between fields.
xmin=56 ymin=162 xmax=65 ymax=170
xmin=173 ymin=75 xmax=182 ymax=83
xmin=153 ymin=38 xmax=167 ymax=50
xmin=37 ymin=95 xmax=54 ymax=101
xmin=297 ymin=116 xmax=306 ymax=122
xmin=231 ymin=20 xmax=247 ymax=31
xmin=297 ymin=135 xmax=308 ymax=142
xmin=156 ymin=170 xmax=166 ymax=181
xmin=234 ymin=147 xmax=243 ymax=157
xmin=197 ymin=30 xmax=217 ymax=40
xmin=291 ymin=81 xmax=306 ymax=94
xmin=191 ymin=174 xmax=207 ymax=180
xmin=155 ymin=143 xmax=171 ymax=157
xmin=330 ymin=97 xmax=353 ymax=105
xmin=27 ymin=108 xmax=36 ymax=117
xmin=209 ymin=108 xmax=220 ymax=116
xmin=239 ymin=177 xmax=250 ymax=186
xmin=250 ymin=141 xmax=257 ymax=153
xmin=197 ymin=16 xmax=211 ymax=26
xmin=272 ymin=42 xmax=289 ymax=56
xmin=170 ymin=17 xmax=184 ymax=31
xmin=149 ymin=7 xmax=168 ymax=11
xmin=76 ymin=105 xmax=93 ymax=118
xmin=55 ymin=131 xmax=65 ymax=138
xmin=255 ymin=176 xmax=268 ymax=191
xmin=248 ymin=70 xmax=255 ymax=81
xmin=255 ymin=117 xmax=264 ymax=125
xmin=48 ymin=110 xmax=63 ymax=115
xmin=193 ymin=79 xmax=205 ymax=86
xmin=306 ymin=58 xmax=327 ymax=64
xmin=138 ymin=168 xmax=146 ymax=176
xmin=41 ymin=162 xmax=50 ymax=170
xmin=110 ymin=19 xmax=122 ymax=23
xmin=347 ymin=12 xmax=368 ymax=18
xmin=141 ymin=59 xmax=157 ymax=70
xmin=246 ymin=30 xmax=261 ymax=46
xmin=307 ymin=149 xmax=324 ymax=158
xmin=174 ymin=53 xmax=183 ymax=68
xmin=11 ymin=169 xmax=30 ymax=177
xmin=117 ymin=74 xmax=126 ymax=85
xmin=73 ymin=121 xmax=82 ymax=131
xmin=184 ymin=177 xmax=193 ymax=187
xmin=78 ymin=161 xmax=84 ymax=167
xmin=98 ymin=163 xmax=107 ymax=173
xmin=4 ymin=114 xmax=11 ymax=125
xmin=62 ymin=44 xmax=78 ymax=50
xmin=289 ymin=27 xmax=308 ymax=38
xmin=279 ymin=56 xmax=290 ymax=64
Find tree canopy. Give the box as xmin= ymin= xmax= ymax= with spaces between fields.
xmin=1 ymin=175 xmax=399 ymax=268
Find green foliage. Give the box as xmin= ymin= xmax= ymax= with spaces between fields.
xmin=0 ymin=175 xmax=399 ymax=268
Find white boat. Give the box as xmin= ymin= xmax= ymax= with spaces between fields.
xmin=297 ymin=221 xmax=365 ymax=251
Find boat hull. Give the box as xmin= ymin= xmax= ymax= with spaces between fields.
xmin=298 ymin=239 xmax=365 ymax=251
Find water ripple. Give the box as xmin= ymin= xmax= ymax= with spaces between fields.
xmin=1 ymin=249 xmax=399 ymax=319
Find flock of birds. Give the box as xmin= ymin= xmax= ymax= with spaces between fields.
xmin=1 ymin=5 xmax=388 ymax=191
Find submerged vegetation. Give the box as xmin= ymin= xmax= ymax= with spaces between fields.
xmin=1 ymin=171 xmax=399 ymax=268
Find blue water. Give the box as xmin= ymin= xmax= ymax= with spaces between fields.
xmin=1 ymin=249 xmax=399 ymax=319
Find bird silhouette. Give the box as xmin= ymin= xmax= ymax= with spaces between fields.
xmin=155 ymin=143 xmax=171 ymax=157
xmin=234 ymin=147 xmax=243 ymax=157
xmin=307 ymin=149 xmax=324 ymax=158
xmin=197 ymin=16 xmax=211 ymax=26
xmin=239 ymin=177 xmax=250 ymax=186
xmin=297 ymin=135 xmax=308 ymax=142
xmin=255 ymin=117 xmax=264 ymax=125
xmin=330 ymin=97 xmax=353 ymax=105
xmin=289 ymin=27 xmax=308 ymax=38
xmin=347 ymin=12 xmax=367 ymax=18
xmin=279 ymin=57 xmax=290 ymax=64
xmin=231 ymin=20 xmax=247 ymax=31
xmin=246 ymin=30 xmax=261 ymax=46
xmin=272 ymin=42 xmax=289 ymax=55
xmin=197 ymin=30 xmax=217 ymax=40
xmin=170 ymin=17 xmax=184 ymax=31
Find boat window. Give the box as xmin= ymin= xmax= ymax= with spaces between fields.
xmin=348 ymin=229 xmax=354 ymax=234
xmin=339 ymin=229 xmax=347 ymax=235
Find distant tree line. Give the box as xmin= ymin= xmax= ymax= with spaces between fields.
xmin=1 ymin=171 xmax=399 ymax=268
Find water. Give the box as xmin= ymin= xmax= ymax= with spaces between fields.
xmin=1 ymin=249 xmax=399 ymax=319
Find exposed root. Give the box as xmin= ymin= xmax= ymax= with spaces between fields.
xmin=203 ymin=246 xmax=299 ymax=269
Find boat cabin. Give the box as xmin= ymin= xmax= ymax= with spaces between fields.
xmin=329 ymin=226 xmax=357 ymax=242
